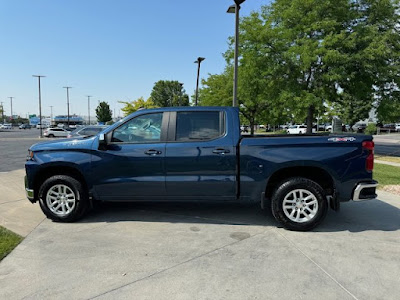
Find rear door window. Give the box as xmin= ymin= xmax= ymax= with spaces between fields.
xmin=175 ymin=111 xmax=224 ymax=141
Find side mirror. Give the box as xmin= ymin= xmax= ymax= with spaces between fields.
xmin=98 ymin=133 xmax=107 ymax=150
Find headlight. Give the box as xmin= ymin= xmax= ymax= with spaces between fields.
xmin=27 ymin=150 xmax=34 ymax=161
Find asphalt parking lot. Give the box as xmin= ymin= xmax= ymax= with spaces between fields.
xmin=0 ymin=130 xmax=399 ymax=299
xmin=0 ymin=129 xmax=44 ymax=172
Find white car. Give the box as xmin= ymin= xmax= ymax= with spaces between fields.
xmin=396 ymin=123 xmax=400 ymax=132
xmin=0 ymin=123 xmax=12 ymax=129
xmin=43 ymin=128 xmax=69 ymax=138
xmin=287 ymin=125 xmax=307 ymax=134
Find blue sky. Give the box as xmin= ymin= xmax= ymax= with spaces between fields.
xmin=0 ymin=0 xmax=269 ymax=119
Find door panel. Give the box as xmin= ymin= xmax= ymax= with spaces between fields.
xmin=92 ymin=112 xmax=167 ymax=200
xmin=165 ymin=111 xmax=236 ymax=199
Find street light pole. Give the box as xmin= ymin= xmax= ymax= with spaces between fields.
xmin=8 ymin=97 xmax=14 ymax=125
xmin=87 ymin=95 xmax=92 ymax=124
xmin=49 ymin=106 xmax=53 ymax=120
xmin=33 ymin=75 xmax=45 ymax=137
xmin=194 ymin=57 xmax=205 ymax=106
xmin=63 ymin=86 xmax=72 ymax=127
xmin=227 ymin=0 xmax=245 ymax=107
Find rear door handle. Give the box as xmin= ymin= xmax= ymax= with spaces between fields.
xmin=144 ymin=149 xmax=162 ymax=156
xmin=212 ymin=148 xmax=230 ymax=155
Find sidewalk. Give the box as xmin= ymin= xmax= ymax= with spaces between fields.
xmin=375 ymin=160 xmax=400 ymax=167
xmin=373 ymin=133 xmax=400 ymax=144
xmin=0 ymin=169 xmax=44 ymax=237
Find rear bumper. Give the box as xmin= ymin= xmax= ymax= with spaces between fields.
xmin=352 ymin=181 xmax=378 ymax=201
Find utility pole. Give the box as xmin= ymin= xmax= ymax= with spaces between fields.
xmin=194 ymin=57 xmax=205 ymax=106
xmin=49 ymin=106 xmax=53 ymax=120
xmin=63 ymin=86 xmax=72 ymax=127
xmin=8 ymin=97 xmax=14 ymax=125
xmin=87 ymin=95 xmax=92 ymax=125
xmin=33 ymin=75 xmax=45 ymax=137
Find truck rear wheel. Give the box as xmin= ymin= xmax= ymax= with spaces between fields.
xmin=271 ymin=177 xmax=327 ymax=231
xmin=38 ymin=175 xmax=88 ymax=222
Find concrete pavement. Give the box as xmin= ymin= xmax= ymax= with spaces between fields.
xmin=0 ymin=169 xmax=44 ymax=237
xmin=0 ymin=169 xmax=399 ymax=299
xmin=373 ymin=133 xmax=400 ymax=144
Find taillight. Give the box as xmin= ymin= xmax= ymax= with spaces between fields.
xmin=362 ymin=141 xmax=374 ymax=171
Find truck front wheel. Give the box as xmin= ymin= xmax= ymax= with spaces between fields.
xmin=38 ymin=175 xmax=88 ymax=222
xmin=271 ymin=177 xmax=328 ymax=231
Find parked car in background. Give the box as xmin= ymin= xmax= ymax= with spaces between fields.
xmin=396 ymin=123 xmax=400 ymax=132
xmin=0 ymin=123 xmax=12 ymax=129
xmin=19 ymin=124 xmax=31 ymax=129
xmin=352 ymin=122 xmax=367 ymax=133
xmin=36 ymin=124 xmax=47 ymax=129
xmin=43 ymin=128 xmax=69 ymax=138
xmin=287 ymin=125 xmax=307 ymax=134
xmin=240 ymin=125 xmax=249 ymax=133
xmin=378 ymin=124 xmax=396 ymax=133
xmin=67 ymin=125 xmax=108 ymax=138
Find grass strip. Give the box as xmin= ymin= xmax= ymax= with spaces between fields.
xmin=373 ymin=163 xmax=400 ymax=186
xmin=0 ymin=226 xmax=23 ymax=261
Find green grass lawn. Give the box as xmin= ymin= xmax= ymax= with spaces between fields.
xmin=0 ymin=226 xmax=23 ymax=261
xmin=373 ymin=163 xmax=400 ymax=186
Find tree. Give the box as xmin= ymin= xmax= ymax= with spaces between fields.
xmin=96 ymin=101 xmax=112 ymax=123
xmin=150 ymin=80 xmax=189 ymax=107
xmin=120 ymin=97 xmax=157 ymax=116
xmin=266 ymin=0 xmax=400 ymax=131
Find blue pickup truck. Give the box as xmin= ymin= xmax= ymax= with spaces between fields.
xmin=25 ymin=107 xmax=377 ymax=231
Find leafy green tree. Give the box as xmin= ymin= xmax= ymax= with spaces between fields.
xmin=150 ymin=80 xmax=189 ymax=107
xmin=96 ymin=101 xmax=112 ymax=123
xmin=120 ymin=97 xmax=157 ymax=116
xmin=198 ymin=67 xmax=233 ymax=107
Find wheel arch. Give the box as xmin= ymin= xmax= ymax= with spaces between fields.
xmin=265 ymin=166 xmax=336 ymax=209
xmin=34 ymin=165 xmax=88 ymax=200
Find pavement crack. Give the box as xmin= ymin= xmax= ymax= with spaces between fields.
xmin=0 ymin=198 xmax=26 ymax=205
xmin=275 ymin=229 xmax=359 ymax=300
xmin=87 ymin=229 xmax=269 ymax=299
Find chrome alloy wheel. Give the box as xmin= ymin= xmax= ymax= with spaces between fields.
xmin=46 ymin=184 xmax=76 ymax=216
xmin=282 ymin=189 xmax=319 ymax=223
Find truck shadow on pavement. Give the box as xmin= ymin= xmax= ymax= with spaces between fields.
xmin=79 ymin=199 xmax=400 ymax=233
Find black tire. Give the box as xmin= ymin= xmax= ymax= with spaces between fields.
xmin=271 ymin=177 xmax=328 ymax=231
xmin=48 ymin=134 xmax=54 ymax=138
xmin=38 ymin=175 xmax=88 ymax=222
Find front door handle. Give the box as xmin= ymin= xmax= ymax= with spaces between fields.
xmin=144 ymin=149 xmax=162 ymax=156
xmin=212 ymin=148 xmax=230 ymax=155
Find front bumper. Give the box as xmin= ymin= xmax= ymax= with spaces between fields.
xmin=352 ymin=181 xmax=378 ymax=201
xmin=24 ymin=175 xmax=35 ymax=203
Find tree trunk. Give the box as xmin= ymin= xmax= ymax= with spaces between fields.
xmin=250 ymin=119 xmax=255 ymax=135
xmin=306 ymin=105 xmax=314 ymax=134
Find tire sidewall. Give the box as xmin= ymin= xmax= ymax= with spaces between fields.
xmin=271 ymin=177 xmax=328 ymax=231
xmin=39 ymin=175 xmax=87 ymax=222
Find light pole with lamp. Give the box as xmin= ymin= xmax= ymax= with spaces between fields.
xmin=8 ymin=97 xmax=14 ymax=125
xmin=33 ymin=75 xmax=45 ymax=137
xmin=63 ymin=86 xmax=72 ymax=127
xmin=194 ymin=57 xmax=205 ymax=106
xmin=227 ymin=0 xmax=246 ymax=107
xmin=87 ymin=95 xmax=92 ymax=124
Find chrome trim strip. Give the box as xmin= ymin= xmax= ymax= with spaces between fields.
xmin=25 ymin=188 xmax=34 ymax=200
xmin=353 ymin=183 xmax=378 ymax=201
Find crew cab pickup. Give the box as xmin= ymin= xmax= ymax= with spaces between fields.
xmin=25 ymin=107 xmax=377 ymax=231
